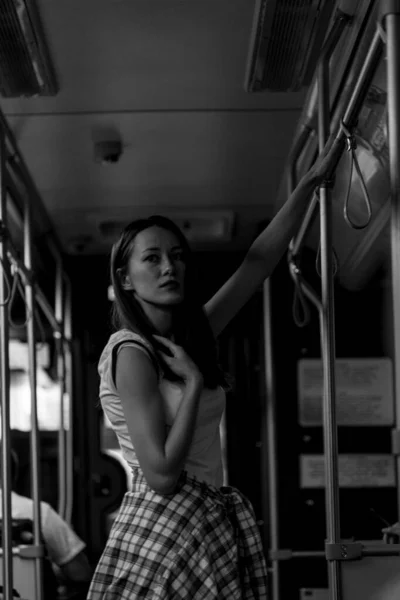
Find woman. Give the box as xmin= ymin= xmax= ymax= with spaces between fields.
xmin=87 ymin=137 xmax=341 ymax=599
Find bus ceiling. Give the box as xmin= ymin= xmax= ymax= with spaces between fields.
xmin=0 ymin=0 xmax=312 ymax=257
xmin=0 ymin=0 xmax=390 ymax=297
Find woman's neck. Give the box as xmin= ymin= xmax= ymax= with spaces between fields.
xmin=138 ymin=300 xmax=175 ymax=337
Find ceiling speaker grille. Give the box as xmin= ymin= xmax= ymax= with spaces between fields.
xmin=245 ymin=0 xmax=335 ymax=92
xmin=0 ymin=0 xmax=58 ymax=97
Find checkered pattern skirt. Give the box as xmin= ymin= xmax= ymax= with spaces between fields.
xmin=87 ymin=468 xmax=268 ymax=599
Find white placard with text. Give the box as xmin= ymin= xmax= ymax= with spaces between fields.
xmin=300 ymin=454 xmax=396 ymax=488
xmin=297 ymin=358 xmax=393 ymax=426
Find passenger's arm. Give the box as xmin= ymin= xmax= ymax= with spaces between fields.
xmin=40 ymin=503 xmax=90 ymax=584
xmin=58 ymin=550 xmax=92 ymax=582
xmin=205 ymin=135 xmax=343 ymax=337
xmin=116 ymin=344 xmax=203 ymax=495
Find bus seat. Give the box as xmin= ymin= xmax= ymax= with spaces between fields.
xmin=342 ymin=551 xmax=400 ymax=599
xmin=0 ymin=548 xmax=60 ymax=600
xmin=0 ymin=519 xmax=58 ymax=600
xmin=300 ymin=541 xmax=400 ymax=600
xmin=0 ymin=549 xmax=36 ymax=599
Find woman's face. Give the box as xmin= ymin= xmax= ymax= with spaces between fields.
xmin=122 ymin=226 xmax=186 ymax=308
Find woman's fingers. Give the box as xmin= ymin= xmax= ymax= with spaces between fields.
xmin=153 ymin=334 xmax=173 ymax=346
xmin=153 ymin=334 xmax=178 ymax=357
xmin=152 ymin=335 xmax=201 ymax=381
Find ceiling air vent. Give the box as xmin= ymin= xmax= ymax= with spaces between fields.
xmin=97 ymin=211 xmax=235 ymax=245
xmin=245 ymin=0 xmax=335 ymax=92
xmin=0 ymin=0 xmax=58 ymax=97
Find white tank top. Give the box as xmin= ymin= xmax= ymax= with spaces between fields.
xmin=98 ymin=329 xmax=226 ymax=488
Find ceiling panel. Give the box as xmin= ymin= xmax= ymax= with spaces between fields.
xmin=7 ymin=111 xmax=299 ymax=202
xmin=1 ymin=0 xmax=306 ymax=114
xmin=1 ymin=0 xmax=306 ymax=254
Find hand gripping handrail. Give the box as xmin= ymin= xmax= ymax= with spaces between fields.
xmin=289 ymin=25 xmax=384 ymax=268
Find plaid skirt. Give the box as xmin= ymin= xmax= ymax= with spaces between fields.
xmin=87 ymin=468 xmax=268 ymax=599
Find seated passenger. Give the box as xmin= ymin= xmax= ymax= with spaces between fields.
xmin=0 ymin=449 xmax=92 ymax=598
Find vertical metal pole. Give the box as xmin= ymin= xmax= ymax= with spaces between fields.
xmin=0 ymin=119 xmax=14 ymax=600
xmin=382 ymin=0 xmax=400 ymax=524
xmin=262 ymin=279 xmax=280 ymax=600
xmin=64 ymin=280 xmax=74 ymax=524
xmin=24 ymin=198 xmax=44 ymax=600
xmin=318 ymin=48 xmax=341 ymax=600
xmin=55 ymin=261 xmax=66 ymax=520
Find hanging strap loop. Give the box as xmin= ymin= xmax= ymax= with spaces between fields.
xmin=340 ymin=119 xmax=373 ymax=230
xmin=7 ymin=264 xmax=31 ymax=328
xmin=290 ymin=260 xmax=311 ymax=328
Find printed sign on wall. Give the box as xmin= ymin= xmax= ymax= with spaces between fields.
xmin=300 ymin=454 xmax=396 ymax=488
xmin=297 ymin=358 xmax=393 ymax=426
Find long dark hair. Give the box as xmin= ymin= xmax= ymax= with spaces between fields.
xmin=110 ymin=215 xmax=226 ymax=389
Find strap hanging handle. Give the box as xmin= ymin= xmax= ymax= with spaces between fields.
xmin=340 ymin=120 xmax=372 ymax=230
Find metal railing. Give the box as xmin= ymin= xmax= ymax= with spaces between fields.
xmin=264 ymin=1 xmax=400 ymax=599
xmin=0 ymin=103 xmax=74 ymax=600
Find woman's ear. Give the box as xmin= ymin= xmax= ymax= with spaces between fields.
xmin=116 ymin=268 xmax=134 ymax=290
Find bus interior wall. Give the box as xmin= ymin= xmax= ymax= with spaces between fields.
xmin=268 ymin=250 xmax=395 ymax=597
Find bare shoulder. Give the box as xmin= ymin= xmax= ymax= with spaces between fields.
xmin=116 ymin=345 xmax=159 ymax=396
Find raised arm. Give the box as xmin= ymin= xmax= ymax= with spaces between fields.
xmin=205 ymin=135 xmax=343 ymax=337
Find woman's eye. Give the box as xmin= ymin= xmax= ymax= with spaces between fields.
xmin=172 ymin=252 xmax=184 ymax=262
xmin=145 ymin=254 xmax=159 ymax=263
